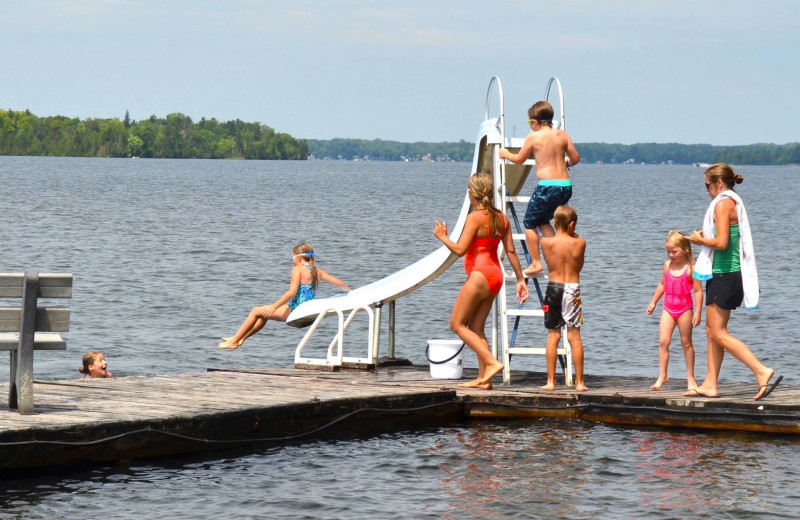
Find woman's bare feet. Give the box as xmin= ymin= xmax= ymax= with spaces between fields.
xmin=541 ymin=382 xmax=556 ymax=391
xmin=479 ymin=362 xmax=504 ymax=384
xmin=575 ymin=383 xmax=588 ymax=392
xmin=683 ymin=386 xmax=718 ymax=398
xmin=650 ymin=376 xmax=668 ymax=390
xmin=754 ymin=369 xmax=779 ymax=400
xmin=458 ymin=378 xmax=484 ymax=388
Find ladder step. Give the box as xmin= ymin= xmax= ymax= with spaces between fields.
xmin=506 ymin=309 xmax=544 ymax=317
xmin=503 ymin=159 xmax=536 ymax=166
xmin=508 ymin=347 xmax=569 ymax=355
xmin=505 ymin=273 xmax=547 ymax=281
xmin=511 ymin=233 xmax=527 ymax=241
xmin=507 ymin=196 xmax=531 ymax=204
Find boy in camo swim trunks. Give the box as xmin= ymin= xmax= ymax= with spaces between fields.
xmin=541 ymin=205 xmax=587 ymax=392
xmin=499 ymin=101 xmax=580 ymax=276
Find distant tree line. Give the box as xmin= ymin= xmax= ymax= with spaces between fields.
xmin=0 ymin=109 xmax=308 ymax=159
xmin=2 ymin=107 xmax=798 ymax=165
xmin=307 ymin=138 xmax=473 ymax=162
xmin=308 ymin=139 xmax=800 ymax=165
xmin=577 ymin=142 xmax=800 ymax=165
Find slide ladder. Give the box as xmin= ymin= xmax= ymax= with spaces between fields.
xmin=484 ymin=76 xmax=574 ymax=386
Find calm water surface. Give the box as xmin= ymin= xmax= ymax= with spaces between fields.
xmin=1 ymin=157 xmax=799 ymax=518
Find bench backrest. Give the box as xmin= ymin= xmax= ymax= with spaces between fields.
xmin=0 ymin=273 xmax=72 ymax=333
xmin=0 ymin=273 xmax=73 ymax=298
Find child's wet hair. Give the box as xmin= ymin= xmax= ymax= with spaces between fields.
xmin=79 ymin=351 xmax=103 ymax=375
xmin=553 ymin=205 xmax=577 ymax=232
xmin=666 ymin=231 xmax=694 ymax=261
xmin=292 ymin=242 xmax=319 ymax=290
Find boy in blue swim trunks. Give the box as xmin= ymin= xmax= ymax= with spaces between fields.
xmin=500 ymin=100 xmax=580 ymax=275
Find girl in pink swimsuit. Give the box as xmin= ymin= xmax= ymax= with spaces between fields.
xmin=646 ymin=231 xmax=703 ymax=390
xmin=434 ymin=173 xmax=528 ymax=390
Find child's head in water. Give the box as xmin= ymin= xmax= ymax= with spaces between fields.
xmin=665 ymin=231 xmax=693 ymax=264
xmin=79 ymin=351 xmax=112 ymax=378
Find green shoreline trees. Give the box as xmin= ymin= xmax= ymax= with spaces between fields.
xmin=0 ymin=109 xmax=308 ymax=160
xmin=308 ymin=139 xmax=800 ymax=165
xmin=1 ymin=108 xmax=798 ymax=164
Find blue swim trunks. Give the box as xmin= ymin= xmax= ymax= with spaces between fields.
xmin=523 ymin=180 xmax=572 ymax=230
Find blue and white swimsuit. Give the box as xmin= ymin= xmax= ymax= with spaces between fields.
xmin=287 ymin=264 xmax=317 ymax=310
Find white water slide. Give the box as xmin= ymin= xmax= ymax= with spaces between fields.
xmin=287 ymin=131 xmax=491 ymax=369
xmin=286 ymin=182 xmax=472 ymax=369
xmin=288 ymin=76 xmax=561 ymax=373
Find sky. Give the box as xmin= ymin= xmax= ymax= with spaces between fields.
xmin=2 ymin=0 xmax=798 ymax=145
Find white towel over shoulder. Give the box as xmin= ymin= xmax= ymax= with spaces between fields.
xmin=693 ymin=191 xmax=759 ymax=309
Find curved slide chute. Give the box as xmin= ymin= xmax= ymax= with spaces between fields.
xmin=286 ymin=191 xmax=471 ymax=369
xmin=287 ymin=193 xmax=469 ymax=329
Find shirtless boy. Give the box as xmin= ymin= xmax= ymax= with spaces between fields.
xmin=499 ymin=101 xmax=580 ymax=275
xmin=540 ymin=205 xmax=587 ymax=392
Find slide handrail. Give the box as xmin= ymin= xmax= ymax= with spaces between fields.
xmin=544 ymin=76 xmax=565 ymax=130
xmin=484 ymin=75 xmax=506 ymax=144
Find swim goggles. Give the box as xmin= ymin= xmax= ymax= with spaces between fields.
xmin=290 ymin=252 xmax=316 ymax=262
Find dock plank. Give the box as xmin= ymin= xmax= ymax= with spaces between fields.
xmin=1 ymin=367 xmax=797 ymax=472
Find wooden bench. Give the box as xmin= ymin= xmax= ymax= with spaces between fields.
xmin=0 ymin=272 xmax=72 ymax=414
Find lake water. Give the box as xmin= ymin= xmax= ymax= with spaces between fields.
xmin=1 ymin=156 xmax=799 ymax=518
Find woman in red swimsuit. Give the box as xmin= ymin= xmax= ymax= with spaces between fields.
xmin=434 ymin=172 xmax=529 ymax=389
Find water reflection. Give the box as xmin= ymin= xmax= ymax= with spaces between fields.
xmin=1 ymin=422 xmax=799 ymax=519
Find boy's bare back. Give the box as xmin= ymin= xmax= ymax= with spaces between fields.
xmin=527 ymin=127 xmax=579 ymax=181
xmin=541 ymin=231 xmax=585 ymax=284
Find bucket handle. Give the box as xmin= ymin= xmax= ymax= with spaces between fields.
xmin=425 ymin=343 xmax=465 ymax=364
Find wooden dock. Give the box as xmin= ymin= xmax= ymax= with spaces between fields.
xmin=1 ymin=366 xmax=797 ymax=472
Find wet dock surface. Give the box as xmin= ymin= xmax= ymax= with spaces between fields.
xmin=1 ymin=366 xmax=796 ymax=472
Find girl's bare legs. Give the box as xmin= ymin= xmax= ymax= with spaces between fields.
xmin=465 ymin=292 xmax=497 ymax=388
xmin=450 ymin=274 xmax=503 ymax=389
xmin=689 ymin=304 xmax=773 ymax=398
xmin=675 ymin=310 xmax=697 ymax=389
xmin=219 ymin=305 xmax=290 ymax=349
xmin=652 ymin=311 xmax=677 ymax=390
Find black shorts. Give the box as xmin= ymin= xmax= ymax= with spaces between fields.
xmin=705 ymin=271 xmax=744 ymax=310
xmin=543 ymin=281 xmax=582 ymax=329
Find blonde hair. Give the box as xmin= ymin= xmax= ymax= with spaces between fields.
xmin=468 ymin=172 xmax=504 ymax=237
xmin=706 ymin=163 xmax=744 ymax=189
xmin=292 ymin=242 xmax=319 ymax=291
xmin=666 ymin=231 xmax=693 ymax=262
xmin=552 ymin=205 xmax=577 ymax=232
xmin=79 ymin=351 xmax=103 ymax=376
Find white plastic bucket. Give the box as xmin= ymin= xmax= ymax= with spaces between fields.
xmin=426 ymin=339 xmax=464 ymax=380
